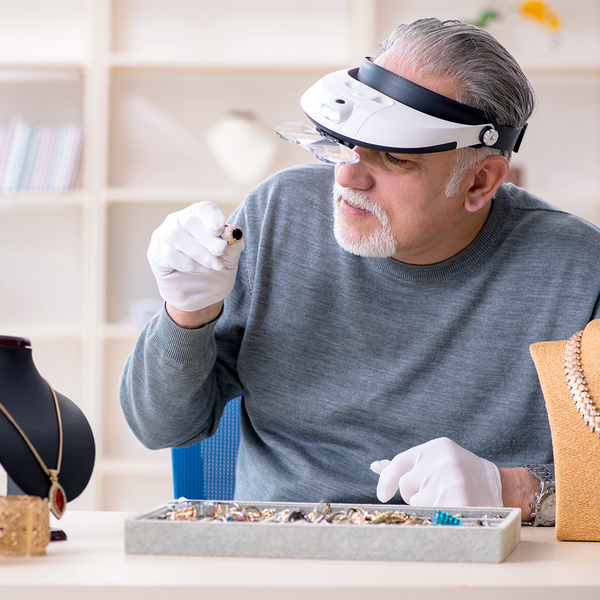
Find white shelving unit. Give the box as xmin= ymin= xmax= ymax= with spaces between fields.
xmin=1 ymin=0 xmax=598 ymax=511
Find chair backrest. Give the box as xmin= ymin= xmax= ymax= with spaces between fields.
xmin=171 ymin=396 xmax=241 ymax=500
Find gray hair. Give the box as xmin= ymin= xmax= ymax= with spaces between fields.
xmin=373 ymin=18 xmax=536 ymax=195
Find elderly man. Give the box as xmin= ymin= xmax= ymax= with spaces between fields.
xmin=120 ymin=18 xmax=600 ymax=525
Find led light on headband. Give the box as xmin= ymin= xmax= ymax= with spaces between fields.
xmin=275 ymin=58 xmax=527 ymax=165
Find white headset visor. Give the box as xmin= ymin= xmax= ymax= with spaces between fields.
xmin=275 ymin=58 xmax=527 ymax=164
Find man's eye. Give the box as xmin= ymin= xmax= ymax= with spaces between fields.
xmin=385 ymin=153 xmax=407 ymax=166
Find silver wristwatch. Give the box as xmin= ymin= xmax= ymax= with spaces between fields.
xmin=520 ymin=464 xmax=556 ymax=527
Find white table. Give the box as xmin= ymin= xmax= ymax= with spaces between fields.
xmin=1 ymin=511 xmax=599 ymax=600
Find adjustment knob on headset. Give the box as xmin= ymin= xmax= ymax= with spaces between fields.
xmin=480 ymin=126 xmax=499 ymax=147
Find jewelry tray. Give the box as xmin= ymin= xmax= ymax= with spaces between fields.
xmin=125 ymin=501 xmax=521 ymax=563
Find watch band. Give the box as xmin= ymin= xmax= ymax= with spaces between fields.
xmin=518 ymin=464 xmax=553 ymax=482
xmin=519 ymin=464 xmax=556 ymax=526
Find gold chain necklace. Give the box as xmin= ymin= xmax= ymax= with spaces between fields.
xmin=564 ymin=330 xmax=600 ymax=438
xmin=0 ymin=380 xmax=66 ymax=518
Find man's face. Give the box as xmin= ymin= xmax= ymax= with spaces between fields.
xmin=333 ymin=146 xmax=475 ymax=265
xmin=332 ymin=54 xmax=487 ymax=265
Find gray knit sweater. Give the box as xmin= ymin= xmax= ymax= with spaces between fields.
xmin=120 ymin=163 xmax=600 ymax=504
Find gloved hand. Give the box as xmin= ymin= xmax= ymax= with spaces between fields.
xmin=147 ymin=201 xmax=245 ymax=312
xmin=370 ymin=437 xmax=503 ymax=507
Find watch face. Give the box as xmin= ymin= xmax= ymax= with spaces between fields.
xmin=538 ymin=489 xmax=556 ymax=526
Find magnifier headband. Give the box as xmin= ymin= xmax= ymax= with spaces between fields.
xmin=299 ymin=57 xmax=527 ymax=156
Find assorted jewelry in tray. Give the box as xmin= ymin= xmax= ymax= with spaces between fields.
xmin=162 ymin=498 xmax=505 ymax=528
xmin=127 ymin=500 xmax=521 ymax=561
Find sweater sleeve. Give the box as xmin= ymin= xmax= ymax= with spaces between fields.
xmin=119 ymin=306 xmax=228 ymax=449
xmin=119 ymin=202 xmax=253 ymax=450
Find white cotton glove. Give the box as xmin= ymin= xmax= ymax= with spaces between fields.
xmin=370 ymin=437 xmax=503 ymax=507
xmin=147 ymin=201 xmax=245 ymax=312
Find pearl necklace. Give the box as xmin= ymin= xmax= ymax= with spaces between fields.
xmin=564 ymin=330 xmax=600 ymax=438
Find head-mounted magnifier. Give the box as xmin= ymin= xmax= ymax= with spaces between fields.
xmin=275 ymin=58 xmax=527 ymax=165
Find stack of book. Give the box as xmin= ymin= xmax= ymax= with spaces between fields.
xmin=0 ymin=115 xmax=84 ymax=194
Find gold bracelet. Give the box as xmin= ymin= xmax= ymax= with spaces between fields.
xmin=0 ymin=495 xmax=50 ymax=557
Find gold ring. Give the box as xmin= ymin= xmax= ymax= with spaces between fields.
xmin=223 ymin=224 xmax=243 ymax=245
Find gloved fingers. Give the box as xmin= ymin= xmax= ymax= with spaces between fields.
xmin=162 ymin=226 xmax=226 ymax=272
xmin=221 ymin=237 xmax=245 ymax=269
xmin=415 ymin=438 xmax=503 ymax=507
xmin=405 ymin=489 xmax=431 ymax=507
xmin=470 ymin=460 xmax=503 ymax=507
xmin=397 ymin=465 xmax=427 ymax=505
xmin=148 ymin=243 xmax=218 ymax=277
xmin=407 ymin=483 xmax=467 ymax=507
xmin=378 ymin=445 xmax=468 ymax=506
xmin=381 ymin=438 xmax=504 ymax=508
xmin=370 ymin=460 xmax=391 ymax=475
xmin=179 ymin=207 xmax=228 ymax=257
xmin=375 ymin=448 xmax=417 ymax=503
xmin=190 ymin=201 xmax=227 ymax=236
xmin=145 ymin=202 xmax=244 ymax=312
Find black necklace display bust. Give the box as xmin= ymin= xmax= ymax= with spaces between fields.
xmin=0 ymin=335 xmax=95 ymax=513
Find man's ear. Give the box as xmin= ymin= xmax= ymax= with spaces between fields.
xmin=464 ymin=155 xmax=509 ymax=213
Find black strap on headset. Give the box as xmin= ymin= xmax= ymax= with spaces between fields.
xmin=353 ymin=58 xmax=527 ymax=152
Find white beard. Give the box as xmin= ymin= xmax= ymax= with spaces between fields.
xmin=332 ymin=182 xmax=397 ymax=258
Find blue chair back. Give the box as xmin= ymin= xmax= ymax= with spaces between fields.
xmin=171 ymin=396 xmax=241 ymax=500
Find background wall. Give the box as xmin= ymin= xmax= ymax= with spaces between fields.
xmin=1 ymin=0 xmax=599 ymax=511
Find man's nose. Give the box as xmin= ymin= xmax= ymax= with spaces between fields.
xmin=334 ymin=147 xmax=374 ymax=191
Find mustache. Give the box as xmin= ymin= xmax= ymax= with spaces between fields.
xmin=332 ymin=183 xmax=389 ymax=223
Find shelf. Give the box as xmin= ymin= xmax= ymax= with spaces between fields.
xmin=108 ymin=0 xmax=365 ymax=68
xmin=107 ymin=57 xmax=600 ymax=76
xmin=104 ymin=187 xmax=244 ymax=206
xmin=107 ymin=58 xmax=600 ymax=77
xmin=0 ymin=190 xmax=87 ymax=208
xmin=0 ymin=0 xmax=90 ymax=70
xmin=108 ymin=54 xmax=349 ymax=73
xmin=0 ymin=324 xmax=82 ymax=340
xmin=522 ymin=63 xmax=600 ymax=75
xmin=0 ymin=59 xmax=87 ymax=71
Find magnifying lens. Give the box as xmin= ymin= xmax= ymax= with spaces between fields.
xmin=274 ymin=121 xmax=359 ymax=165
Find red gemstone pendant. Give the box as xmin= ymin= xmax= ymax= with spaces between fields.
xmin=48 ymin=480 xmax=67 ymax=519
